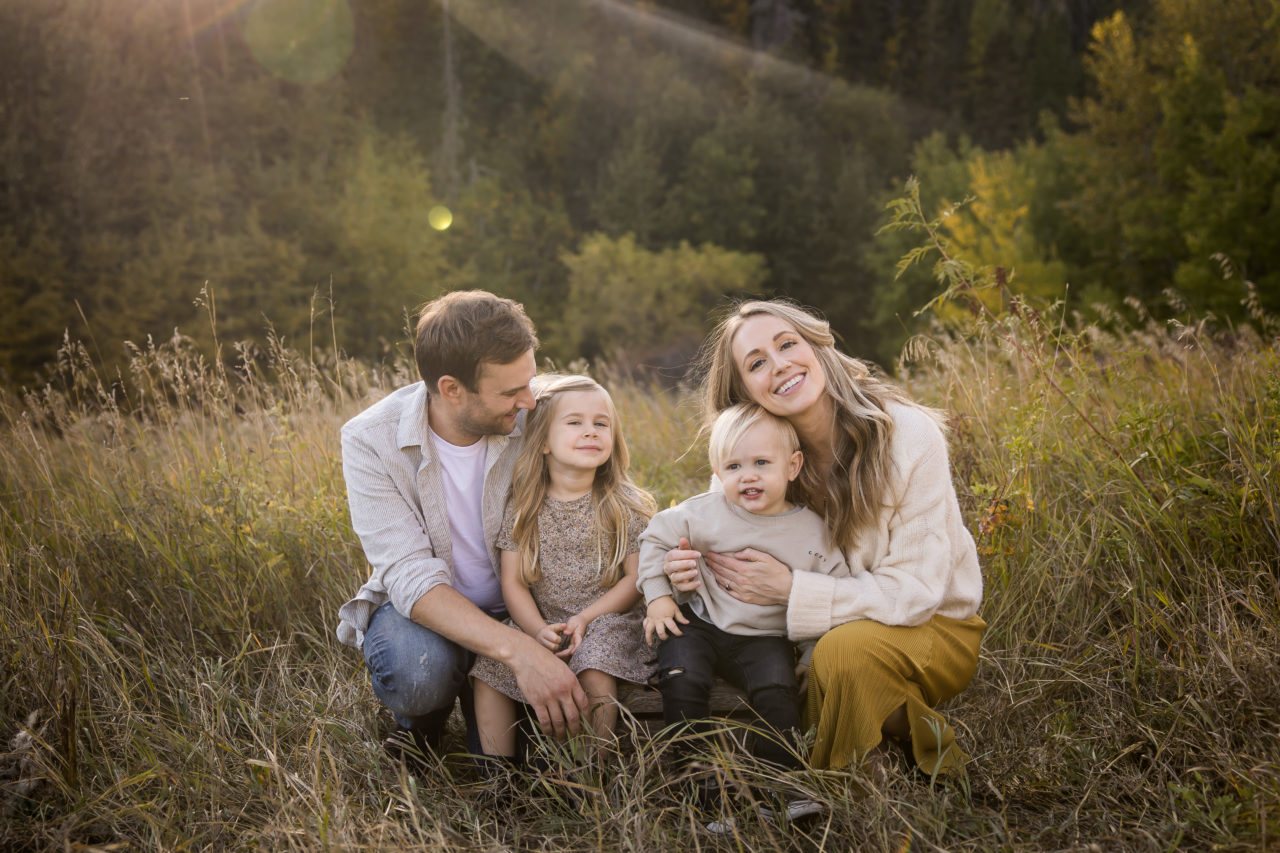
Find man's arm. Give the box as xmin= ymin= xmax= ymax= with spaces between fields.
xmin=342 ymin=423 xmax=451 ymax=614
xmin=410 ymin=585 xmax=588 ymax=738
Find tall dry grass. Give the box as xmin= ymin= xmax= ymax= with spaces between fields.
xmin=1 ymin=296 xmax=1277 ymax=850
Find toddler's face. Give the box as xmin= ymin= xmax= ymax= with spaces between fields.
xmin=716 ymin=419 xmax=802 ymax=516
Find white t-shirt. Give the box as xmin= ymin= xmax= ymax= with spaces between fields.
xmin=430 ymin=429 xmax=504 ymax=613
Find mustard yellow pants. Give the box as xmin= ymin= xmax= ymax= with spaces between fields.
xmin=805 ymin=613 xmax=985 ymax=776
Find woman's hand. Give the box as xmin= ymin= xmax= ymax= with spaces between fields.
xmin=704 ymin=548 xmax=793 ymax=606
xmin=663 ymin=537 xmax=703 ymax=592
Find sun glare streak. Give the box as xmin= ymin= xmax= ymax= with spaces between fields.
xmin=188 ymin=0 xmax=256 ymax=37
xmin=446 ymin=0 xmax=831 ymax=100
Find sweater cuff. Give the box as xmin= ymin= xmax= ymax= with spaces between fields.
xmin=787 ymin=570 xmax=838 ymax=641
xmin=639 ymin=575 xmax=675 ymax=605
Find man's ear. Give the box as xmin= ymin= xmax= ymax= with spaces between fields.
xmin=435 ymin=375 xmax=464 ymax=403
xmin=787 ymin=449 xmax=804 ymax=482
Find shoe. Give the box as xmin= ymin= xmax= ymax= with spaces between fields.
xmin=758 ymin=798 xmax=826 ymax=823
xmin=383 ymin=727 xmax=437 ymax=772
xmin=704 ymin=815 xmax=738 ymax=834
xmin=474 ymin=754 xmax=521 ymax=808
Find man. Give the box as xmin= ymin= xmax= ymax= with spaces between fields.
xmin=336 ymin=290 xmax=588 ymax=761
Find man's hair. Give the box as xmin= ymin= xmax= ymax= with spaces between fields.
xmin=414 ymin=290 xmax=538 ymax=391
xmin=707 ymin=403 xmax=800 ymax=471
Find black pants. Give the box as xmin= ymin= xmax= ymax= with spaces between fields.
xmin=655 ymin=605 xmax=803 ymax=770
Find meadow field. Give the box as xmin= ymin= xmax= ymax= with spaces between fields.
xmin=1 ymin=300 xmax=1277 ymax=851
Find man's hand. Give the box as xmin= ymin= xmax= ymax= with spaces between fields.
xmin=643 ymin=595 xmax=688 ymax=645
xmin=509 ymin=635 xmax=588 ymax=739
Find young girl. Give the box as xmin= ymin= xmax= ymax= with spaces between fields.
xmin=470 ymin=374 xmax=657 ymax=758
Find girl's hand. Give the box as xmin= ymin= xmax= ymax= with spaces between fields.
xmin=795 ymin=662 xmax=810 ymax=695
xmin=643 ymin=596 xmax=688 ymax=645
xmin=537 ymin=623 xmax=570 ymax=656
xmin=663 ymin=537 xmax=703 ymax=592
xmin=704 ymin=548 xmax=793 ymax=606
xmin=562 ymin=614 xmax=589 ymax=656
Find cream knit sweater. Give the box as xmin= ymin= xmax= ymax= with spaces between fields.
xmin=785 ymin=402 xmax=983 ymax=641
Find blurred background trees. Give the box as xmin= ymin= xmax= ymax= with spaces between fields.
xmin=1 ymin=0 xmax=1277 ymax=386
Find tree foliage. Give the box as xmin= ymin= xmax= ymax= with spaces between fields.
xmin=553 ymin=234 xmax=765 ymax=371
xmin=1 ymin=0 xmax=1276 ymax=385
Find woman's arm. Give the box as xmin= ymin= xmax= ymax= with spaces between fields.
xmin=787 ymin=416 xmax=975 ymax=639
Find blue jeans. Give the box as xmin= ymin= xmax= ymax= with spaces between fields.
xmin=363 ymin=601 xmax=488 ymax=754
xmin=656 ymin=605 xmax=803 ymax=770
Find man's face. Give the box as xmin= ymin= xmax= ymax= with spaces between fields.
xmin=454 ymin=350 xmax=538 ymax=439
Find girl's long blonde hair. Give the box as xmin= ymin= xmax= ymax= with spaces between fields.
xmin=509 ymin=374 xmax=656 ymax=587
xmin=700 ymin=299 xmax=942 ymax=552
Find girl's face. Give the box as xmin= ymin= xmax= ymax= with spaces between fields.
xmin=542 ymin=388 xmax=615 ymax=475
xmin=729 ymin=313 xmax=827 ymax=420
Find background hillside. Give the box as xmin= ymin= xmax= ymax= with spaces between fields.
xmin=3 ymin=0 xmax=1278 ymax=386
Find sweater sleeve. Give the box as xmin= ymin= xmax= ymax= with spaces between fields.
xmin=636 ymin=509 xmax=681 ymax=604
xmin=786 ymin=415 xmax=958 ymax=639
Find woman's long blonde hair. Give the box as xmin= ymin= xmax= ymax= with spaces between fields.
xmin=700 ymin=299 xmax=941 ymax=552
xmin=509 ymin=374 xmax=655 ymax=587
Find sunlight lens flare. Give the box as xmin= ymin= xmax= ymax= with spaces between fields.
xmin=242 ymin=0 xmax=354 ymax=85
xmin=428 ymin=206 xmax=454 ymax=231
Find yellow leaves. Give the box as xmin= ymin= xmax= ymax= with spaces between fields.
xmin=929 ymin=150 xmax=1069 ymax=321
xmin=976 ymin=489 xmax=1036 ymax=557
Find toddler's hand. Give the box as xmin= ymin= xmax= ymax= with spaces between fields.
xmin=643 ymin=596 xmax=688 ymax=646
xmin=794 ymin=662 xmax=810 ymax=694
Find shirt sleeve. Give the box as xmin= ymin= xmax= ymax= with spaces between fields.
xmin=341 ymin=424 xmax=451 ymax=620
xmin=786 ymin=419 xmax=958 ymax=639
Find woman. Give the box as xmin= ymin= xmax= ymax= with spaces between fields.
xmin=663 ymin=299 xmax=984 ymax=776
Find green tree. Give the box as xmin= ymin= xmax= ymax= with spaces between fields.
xmin=1058 ymin=3 xmax=1280 ymax=316
xmin=552 ymin=233 xmax=766 ymax=371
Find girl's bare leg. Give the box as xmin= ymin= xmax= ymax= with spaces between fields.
xmin=576 ymin=669 xmax=619 ymax=741
xmin=471 ymin=678 xmax=519 ymax=757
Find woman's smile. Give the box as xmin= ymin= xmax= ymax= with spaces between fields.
xmin=731 ymin=313 xmax=826 ymax=417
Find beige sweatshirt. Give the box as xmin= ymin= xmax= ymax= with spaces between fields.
xmin=637 ymin=492 xmax=850 ymax=637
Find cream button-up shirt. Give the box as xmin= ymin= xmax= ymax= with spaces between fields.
xmin=335 ymin=382 xmax=523 ymax=649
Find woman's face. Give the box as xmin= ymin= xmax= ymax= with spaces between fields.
xmin=729 ymin=313 xmax=827 ymax=420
